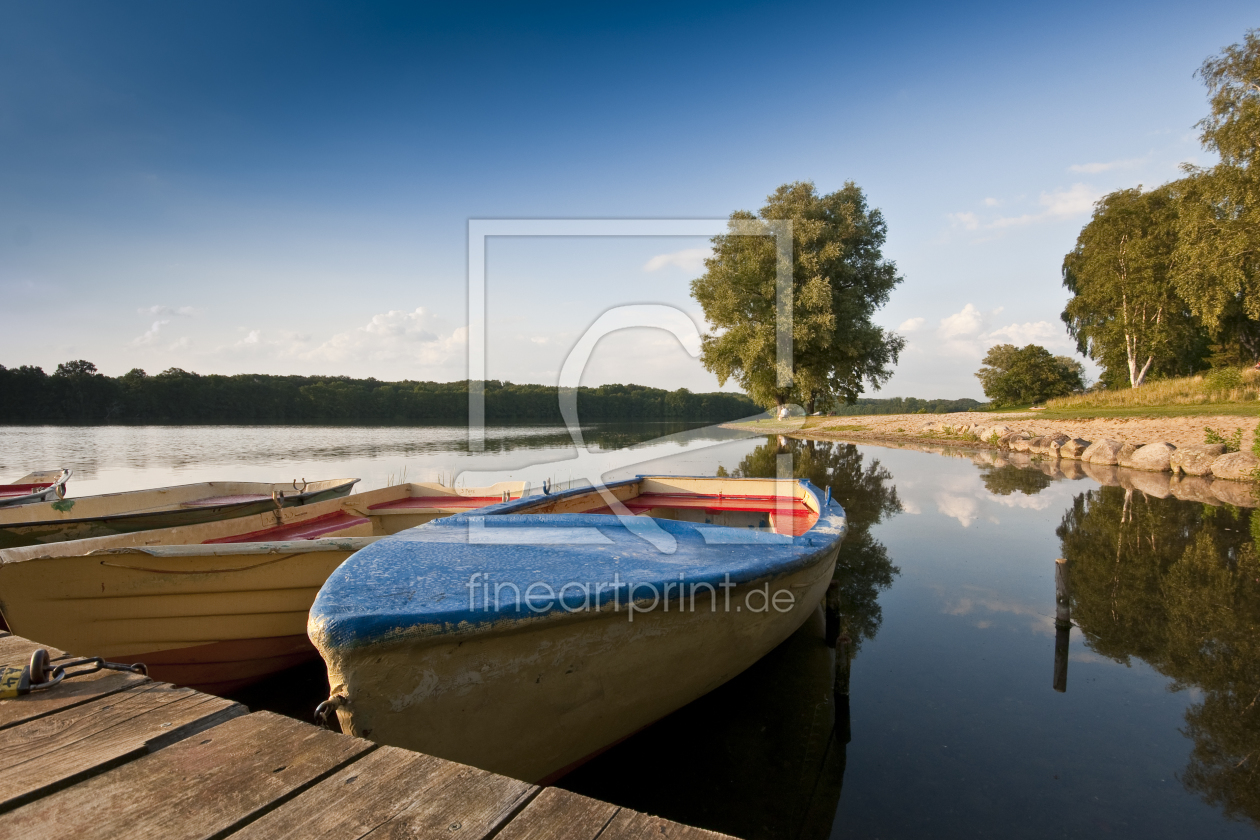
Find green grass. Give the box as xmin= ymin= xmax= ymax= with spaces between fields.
xmin=1043 ymin=367 xmax=1259 ymax=410
xmin=1018 ymin=402 xmax=1259 ymax=420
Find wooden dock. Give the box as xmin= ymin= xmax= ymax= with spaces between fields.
xmin=0 ymin=631 xmax=732 ymax=840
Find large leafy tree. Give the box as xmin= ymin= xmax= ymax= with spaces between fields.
xmin=1170 ymin=30 xmax=1260 ymax=362
xmin=974 ymin=343 xmax=1084 ymax=406
xmin=691 ymin=181 xmax=904 ymax=413
xmin=1061 ymin=187 xmax=1203 ymax=387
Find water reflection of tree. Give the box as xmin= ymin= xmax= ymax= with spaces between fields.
xmin=562 ymin=438 xmax=901 ymax=840
xmin=978 ymin=463 xmax=1053 ymax=497
xmin=1058 ymin=488 xmax=1260 ymax=826
xmin=726 ymin=437 xmax=901 ymax=651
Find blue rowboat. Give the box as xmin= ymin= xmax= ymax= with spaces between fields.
xmin=309 ymin=475 xmax=847 ymax=783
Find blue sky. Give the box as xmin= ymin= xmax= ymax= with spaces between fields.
xmin=1 ymin=1 xmax=1254 ymax=399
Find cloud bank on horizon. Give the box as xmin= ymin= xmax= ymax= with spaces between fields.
xmin=0 ymin=0 xmax=1251 ymax=399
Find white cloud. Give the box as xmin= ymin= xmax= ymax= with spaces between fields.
xmin=898 ymin=317 xmax=926 ymax=333
xmin=643 ymin=247 xmax=711 ymax=273
xmin=139 ymin=305 xmax=195 ymax=317
xmin=131 ymin=304 xmax=195 ymax=346
xmin=1039 ymin=183 xmax=1099 ymax=217
xmin=947 ymin=211 xmax=980 ymax=231
xmin=1068 ymin=156 xmax=1145 ymax=174
xmin=131 ymin=319 xmax=170 ymax=346
xmin=211 ymin=307 xmax=465 ymax=380
xmin=303 ymin=308 xmax=461 ymax=371
xmin=939 ymin=303 xmax=999 ymax=340
xmin=930 ymin=305 xmax=1073 ymax=357
xmin=951 ymin=183 xmax=1102 ymax=232
xmin=984 ymin=320 xmax=1062 ymax=346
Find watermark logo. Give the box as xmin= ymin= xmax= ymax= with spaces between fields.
xmin=465 ymin=571 xmax=797 ymax=621
xmin=457 ymin=218 xmax=803 ymax=552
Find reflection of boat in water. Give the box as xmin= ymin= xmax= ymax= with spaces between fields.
xmin=0 ymin=481 xmax=524 ymax=693
xmin=310 ymin=475 xmax=847 ymax=784
xmin=562 ymin=606 xmax=848 ymax=840
xmin=0 ymin=469 xmax=72 ymax=508
xmin=0 ymin=477 xmax=360 ymax=547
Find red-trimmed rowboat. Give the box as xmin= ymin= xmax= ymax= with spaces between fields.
xmin=0 ymin=470 xmax=72 ymax=508
xmin=0 ymin=480 xmax=525 ymax=693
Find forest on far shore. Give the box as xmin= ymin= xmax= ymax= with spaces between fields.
xmin=0 ymin=361 xmax=761 ymax=425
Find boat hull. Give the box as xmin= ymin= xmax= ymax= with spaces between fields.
xmin=0 ymin=479 xmax=359 ymax=548
xmin=0 ymin=541 xmax=362 ymax=692
xmin=322 ymin=540 xmax=840 ymax=783
xmin=0 ymin=481 xmax=526 ymax=693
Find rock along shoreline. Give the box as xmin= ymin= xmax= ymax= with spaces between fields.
xmin=726 ymin=411 xmax=1260 ymax=496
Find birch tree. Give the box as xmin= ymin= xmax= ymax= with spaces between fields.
xmin=1061 ymin=187 xmax=1202 ymax=388
xmin=1170 ymin=30 xmax=1260 ymax=363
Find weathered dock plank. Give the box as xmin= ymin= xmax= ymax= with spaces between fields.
xmin=494 ymin=787 xmax=620 ymax=840
xmin=0 ymin=682 xmax=242 ymax=812
xmin=0 ymin=711 xmax=370 ymax=840
xmin=0 ymin=632 xmax=737 ymax=840
xmin=231 ymin=744 xmax=538 ymax=839
xmin=602 ymin=808 xmax=733 ymax=840
xmin=0 ymin=634 xmax=150 ymax=731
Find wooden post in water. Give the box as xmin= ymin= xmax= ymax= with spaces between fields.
xmin=824 ymin=580 xmax=841 ymax=647
xmin=1053 ymin=557 xmax=1071 ymax=693
xmin=834 ymin=631 xmax=852 ymax=744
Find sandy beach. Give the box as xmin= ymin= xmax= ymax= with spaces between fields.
xmin=730 ymin=411 xmax=1260 ymax=450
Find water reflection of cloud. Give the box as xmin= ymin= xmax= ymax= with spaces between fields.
xmin=989 ymin=493 xmax=1053 ymax=510
xmin=892 ymin=461 xmax=1078 ymax=528
xmin=934 ymin=584 xmax=1056 ymax=635
xmin=935 ymin=493 xmax=979 ymax=527
xmin=1069 ymin=651 xmax=1127 ymax=666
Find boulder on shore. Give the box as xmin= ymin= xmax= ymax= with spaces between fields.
xmin=1170 ymin=444 xmax=1228 ymax=476
xmin=1012 ymin=436 xmax=1033 ymax=453
xmin=997 ymin=431 xmax=1030 ymax=450
xmin=1057 ymin=438 xmax=1090 ymax=460
xmin=1121 ymin=442 xmax=1177 ymax=472
xmin=1029 ymin=433 xmax=1069 ymax=456
xmin=1208 ymin=451 xmax=1260 ymax=482
xmin=1082 ymin=439 xmax=1124 ymax=465
xmin=1115 ymin=442 xmax=1141 ymax=467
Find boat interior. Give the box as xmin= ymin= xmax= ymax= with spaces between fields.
xmin=0 ymin=478 xmax=361 ymax=526
xmin=0 ymin=470 xmax=71 ymax=504
xmin=0 ymin=481 xmax=528 ymax=562
xmin=510 ymin=477 xmax=822 ymax=537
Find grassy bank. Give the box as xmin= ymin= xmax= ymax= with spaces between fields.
xmin=1043 ymin=367 xmax=1259 ymax=411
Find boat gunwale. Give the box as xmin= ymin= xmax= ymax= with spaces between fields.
xmin=0 ymin=477 xmax=361 ymax=529
xmin=309 ymin=476 xmax=847 ymax=651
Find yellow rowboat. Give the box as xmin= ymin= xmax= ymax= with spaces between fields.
xmin=0 ymin=477 xmax=361 ymax=548
xmin=0 ymin=469 xmax=72 ymax=508
xmin=309 ymin=475 xmax=847 ymax=783
xmin=0 ymin=480 xmax=525 ymax=694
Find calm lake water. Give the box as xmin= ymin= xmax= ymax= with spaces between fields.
xmin=2 ymin=424 xmax=1257 ymax=839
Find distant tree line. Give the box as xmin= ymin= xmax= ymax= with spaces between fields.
xmin=1062 ymin=30 xmax=1260 ymax=389
xmin=825 ymin=396 xmax=987 ymax=415
xmin=0 ymin=361 xmax=761 ymax=425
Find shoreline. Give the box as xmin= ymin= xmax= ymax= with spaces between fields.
xmin=725 ymin=411 xmax=1260 ymax=499
xmin=726 ymin=410 xmax=1260 ymax=450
